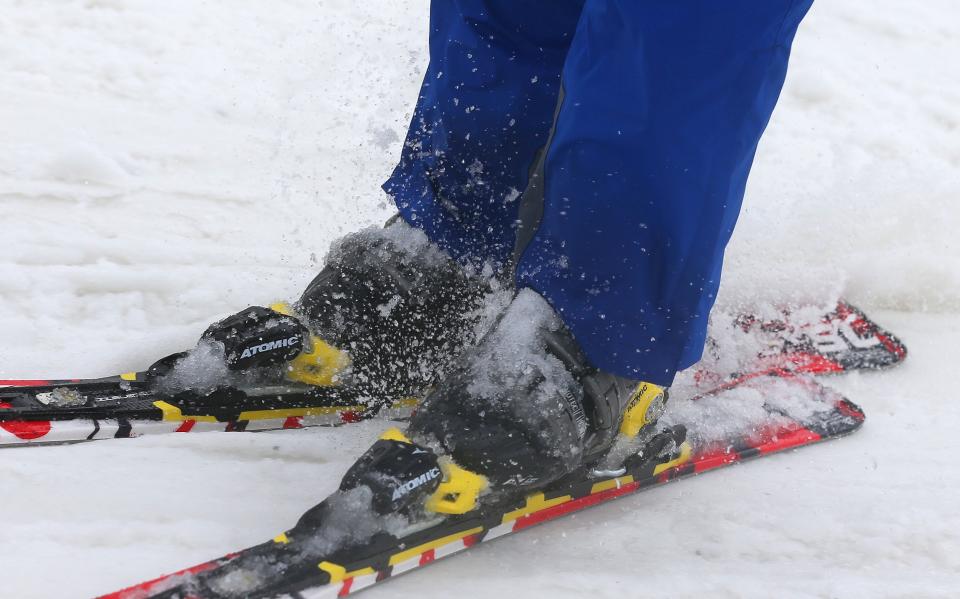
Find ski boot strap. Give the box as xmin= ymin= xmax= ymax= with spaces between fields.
xmin=271 ymin=302 xmax=351 ymax=387
xmin=427 ymin=459 xmax=488 ymax=515
xmin=379 ymin=428 xmax=488 ymax=515
xmin=619 ymin=382 xmax=668 ymax=438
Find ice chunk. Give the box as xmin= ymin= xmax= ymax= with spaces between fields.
xmin=34 ymin=387 xmax=86 ymax=408
xmin=155 ymin=338 xmax=232 ymax=394
xmin=464 ymin=289 xmax=574 ymax=406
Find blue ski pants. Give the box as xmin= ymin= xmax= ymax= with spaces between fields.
xmin=384 ymin=0 xmax=813 ymax=386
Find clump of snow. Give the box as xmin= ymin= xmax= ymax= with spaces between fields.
xmin=154 ymin=338 xmax=232 ymax=394
xmin=376 ymin=295 xmax=402 ymax=319
xmin=302 ymin=486 xmax=409 ymax=555
xmin=326 ymin=219 xmax=453 ymax=272
xmin=664 ymin=376 xmax=830 ymax=448
xmin=465 ymin=289 xmax=569 ymax=401
xmin=35 ymin=387 xmax=86 ymax=408
xmin=43 ymin=141 xmax=133 ymax=185
xmin=697 ymin=311 xmax=776 ymax=380
xmin=202 ymin=564 xmax=272 ymax=598
xmin=455 ymin=289 xmax=585 ymax=468
xmin=696 ymin=300 xmax=837 ymax=380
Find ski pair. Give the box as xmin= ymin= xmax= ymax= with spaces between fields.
xmin=0 ymin=300 xmax=905 ymax=448
xmin=98 ymin=368 xmax=865 ymax=599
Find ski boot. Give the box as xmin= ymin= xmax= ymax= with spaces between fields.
xmin=314 ymin=288 xmax=691 ymax=527
xmin=153 ymin=220 xmax=497 ymax=415
xmin=336 ymin=427 xmax=485 ymax=517
xmin=404 ymin=288 xmax=692 ymax=496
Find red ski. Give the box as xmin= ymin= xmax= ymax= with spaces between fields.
xmin=100 ymin=370 xmax=863 ymax=599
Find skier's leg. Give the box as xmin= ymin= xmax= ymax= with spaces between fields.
xmin=384 ymin=0 xmax=585 ymax=270
xmin=516 ymin=0 xmax=814 ymax=386
xmin=405 ymin=0 xmax=814 ymax=490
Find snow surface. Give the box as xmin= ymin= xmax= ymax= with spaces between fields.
xmin=1 ymin=1 xmax=958 ymax=598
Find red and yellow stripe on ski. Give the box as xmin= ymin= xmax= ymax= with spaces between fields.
xmin=0 ymin=397 xmax=419 ymax=447
xmin=310 ymin=424 xmax=819 ymax=598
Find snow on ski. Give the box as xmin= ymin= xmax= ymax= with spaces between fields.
xmin=99 ymin=371 xmax=864 ymax=599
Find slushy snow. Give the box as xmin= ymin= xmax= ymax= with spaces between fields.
xmin=1 ymin=1 xmax=959 ymax=598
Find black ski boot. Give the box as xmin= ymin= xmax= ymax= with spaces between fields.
xmin=311 ymin=288 xmax=692 ymax=526
xmin=155 ymin=220 xmax=497 ymax=413
xmin=405 ymin=288 xmax=692 ymax=496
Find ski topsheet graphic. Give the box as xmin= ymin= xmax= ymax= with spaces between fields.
xmin=725 ymin=300 xmax=907 ymax=374
xmin=98 ymin=371 xmax=864 ymax=599
xmin=0 ymin=300 xmax=901 ymax=448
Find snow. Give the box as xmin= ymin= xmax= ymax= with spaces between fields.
xmin=156 ymin=339 xmax=231 ymax=394
xmin=0 ymin=1 xmax=958 ymax=598
xmin=459 ymin=288 xmax=587 ymax=476
xmin=464 ymin=289 xmax=576 ymax=412
xmin=664 ymin=377 xmax=824 ymax=449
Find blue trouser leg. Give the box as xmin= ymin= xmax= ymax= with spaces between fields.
xmin=388 ymin=0 xmax=812 ymax=386
xmin=384 ymin=0 xmax=585 ymax=268
xmin=516 ymin=0 xmax=813 ymax=385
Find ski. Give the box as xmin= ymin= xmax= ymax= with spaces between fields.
xmin=99 ymin=370 xmax=864 ymax=599
xmin=0 ymin=300 xmax=899 ymax=448
xmin=0 ymin=369 xmax=416 ymax=447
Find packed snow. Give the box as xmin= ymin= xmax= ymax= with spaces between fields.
xmin=1 ymin=1 xmax=958 ymax=598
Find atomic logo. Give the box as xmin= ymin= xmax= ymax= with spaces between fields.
xmin=392 ymin=467 xmax=442 ymax=501
xmin=240 ymin=335 xmax=301 ymax=359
